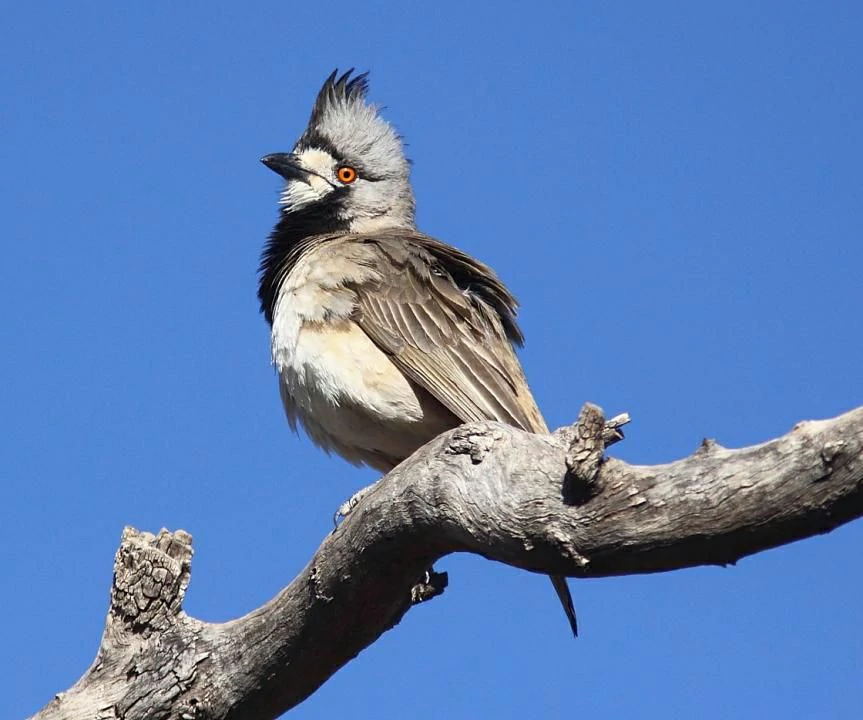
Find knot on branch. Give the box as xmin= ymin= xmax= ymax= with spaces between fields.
xmin=565 ymin=403 xmax=606 ymax=489
xmin=559 ymin=404 xmax=630 ymax=504
xmin=821 ymin=439 xmax=846 ymax=465
xmin=111 ymin=527 xmax=193 ymax=633
xmin=446 ymin=424 xmax=505 ymax=464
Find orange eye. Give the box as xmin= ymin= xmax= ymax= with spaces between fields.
xmin=336 ymin=166 xmax=358 ymax=184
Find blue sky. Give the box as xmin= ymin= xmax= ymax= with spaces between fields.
xmin=3 ymin=2 xmax=861 ymax=718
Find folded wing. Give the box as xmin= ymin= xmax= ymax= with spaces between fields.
xmin=349 ymin=231 xmax=547 ymax=434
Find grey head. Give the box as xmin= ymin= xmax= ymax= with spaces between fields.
xmin=261 ymin=69 xmax=415 ymax=233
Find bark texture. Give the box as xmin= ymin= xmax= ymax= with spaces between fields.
xmin=32 ymin=404 xmax=863 ymax=720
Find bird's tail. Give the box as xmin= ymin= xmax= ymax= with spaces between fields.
xmin=549 ymin=575 xmax=578 ymax=637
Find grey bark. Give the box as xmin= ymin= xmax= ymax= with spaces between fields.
xmin=31 ymin=404 xmax=863 ymax=720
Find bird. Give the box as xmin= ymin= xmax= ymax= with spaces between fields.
xmin=257 ymin=69 xmax=578 ymax=637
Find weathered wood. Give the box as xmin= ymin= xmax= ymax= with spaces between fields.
xmin=32 ymin=404 xmax=863 ymax=720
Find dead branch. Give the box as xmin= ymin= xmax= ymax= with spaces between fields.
xmin=32 ymin=404 xmax=863 ymax=720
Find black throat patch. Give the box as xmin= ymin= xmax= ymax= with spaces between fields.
xmin=257 ymin=197 xmax=349 ymax=325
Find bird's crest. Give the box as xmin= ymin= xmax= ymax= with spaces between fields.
xmin=296 ymin=70 xmax=409 ymax=181
xmin=308 ymin=69 xmax=370 ymax=129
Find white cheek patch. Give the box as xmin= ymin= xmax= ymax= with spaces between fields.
xmin=278 ymin=148 xmax=336 ymax=211
xmin=279 ymin=174 xmax=335 ymax=211
xmin=280 ymin=180 xmax=322 ymax=210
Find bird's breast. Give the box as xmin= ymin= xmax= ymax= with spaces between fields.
xmin=270 ymin=272 xmax=455 ymax=469
xmin=273 ymin=311 xmax=422 ymax=422
xmin=270 ymin=255 xmax=417 ymax=418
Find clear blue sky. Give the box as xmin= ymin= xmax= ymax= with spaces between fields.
xmin=3 ymin=3 xmax=861 ymax=718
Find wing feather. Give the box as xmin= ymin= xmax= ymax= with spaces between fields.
xmin=339 ymin=229 xmax=571 ymax=634
xmin=349 ymin=231 xmax=547 ymax=434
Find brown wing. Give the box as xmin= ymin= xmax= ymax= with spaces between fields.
xmin=349 ymin=231 xmax=547 ymax=434
xmin=348 ymin=231 xmax=577 ymax=637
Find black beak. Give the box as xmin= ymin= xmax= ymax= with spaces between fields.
xmin=261 ymin=153 xmax=308 ymax=181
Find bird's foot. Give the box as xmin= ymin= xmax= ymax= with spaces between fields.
xmin=410 ymin=567 xmax=448 ymax=604
xmin=332 ymin=481 xmax=379 ymax=529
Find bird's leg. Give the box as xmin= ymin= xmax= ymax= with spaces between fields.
xmin=332 ymin=481 xmax=380 ymax=527
xmin=331 ymin=481 xmax=450 ymax=604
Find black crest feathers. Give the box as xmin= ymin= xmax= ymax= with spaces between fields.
xmin=308 ymin=69 xmax=370 ymax=128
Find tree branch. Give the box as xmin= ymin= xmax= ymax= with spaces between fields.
xmin=32 ymin=404 xmax=863 ymax=720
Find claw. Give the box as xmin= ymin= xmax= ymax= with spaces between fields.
xmin=331 ymin=482 xmax=378 ymax=532
xmin=410 ymin=568 xmax=448 ymax=604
